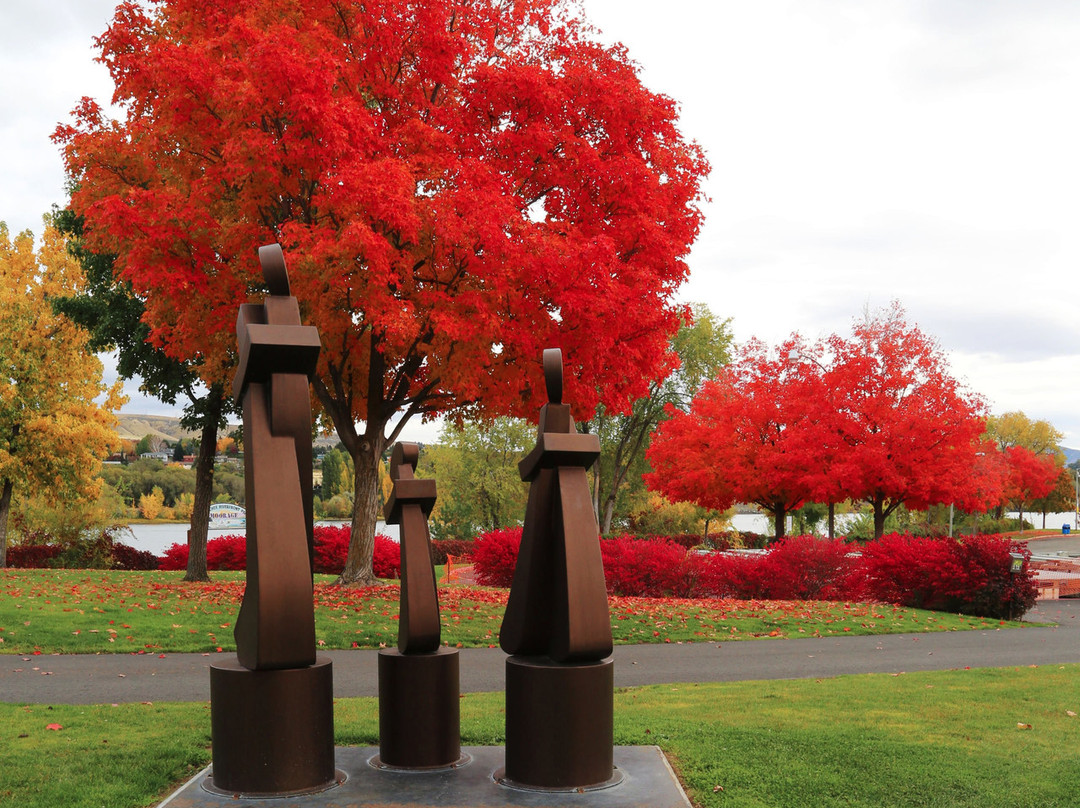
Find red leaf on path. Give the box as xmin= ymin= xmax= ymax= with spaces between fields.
xmin=45 ymin=723 xmax=63 ymax=731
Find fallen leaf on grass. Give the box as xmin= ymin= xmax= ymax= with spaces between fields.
xmin=45 ymin=723 xmax=62 ymax=731
xmin=713 ymin=785 xmax=724 ymax=792
xmin=1017 ymin=723 xmax=1033 ymax=730
xmin=1066 ymin=711 xmax=1077 ymax=718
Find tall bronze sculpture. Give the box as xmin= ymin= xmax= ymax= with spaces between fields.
xmin=375 ymin=442 xmax=463 ymax=769
xmin=499 ymin=348 xmax=618 ymax=791
xmin=207 ymin=244 xmax=337 ymax=796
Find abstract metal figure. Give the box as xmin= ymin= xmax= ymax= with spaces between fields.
xmin=499 ymin=348 xmax=618 ymax=791
xmin=384 ymin=443 xmax=439 ymax=653
xmin=208 ymin=245 xmax=337 ymax=796
xmin=376 ymin=441 xmax=463 ymax=769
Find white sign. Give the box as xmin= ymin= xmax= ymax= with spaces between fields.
xmin=209 ymin=503 xmax=246 ymax=529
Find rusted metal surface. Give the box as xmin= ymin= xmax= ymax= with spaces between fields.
xmin=209 ymin=244 xmax=335 ymax=797
xmin=208 ymin=658 xmax=337 ymax=796
xmin=231 ymin=244 xmax=321 ymax=671
xmin=384 ymin=442 xmax=440 ymax=654
xmin=377 ymin=442 xmax=461 ymax=768
xmin=501 ymin=348 xmax=611 ymax=663
xmin=376 ymin=647 xmax=462 ymax=769
xmin=499 ymin=348 xmax=615 ymax=790
xmin=503 ymin=656 xmax=615 ymax=790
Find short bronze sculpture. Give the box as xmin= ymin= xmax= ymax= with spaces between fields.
xmin=375 ymin=442 xmax=463 ymax=769
xmin=499 ymin=348 xmax=617 ymax=791
xmin=207 ymin=245 xmax=337 ymax=796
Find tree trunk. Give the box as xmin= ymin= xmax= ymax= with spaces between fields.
xmin=336 ymin=435 xmax=384 ymax=585
xmin=873 ymin=501 xmax=887 ymax=540
xmin=773 ymin=506 xmax=786 ymax=540
xmin=184 ymin=401 xmax=220 ymax=582
xmin=0 ymin=478 xmax=12 ymax=568
xmin=601 ymin=494 xmax=616 ymax=535
xmin=827 ymin=502 xmax=835 ymax=539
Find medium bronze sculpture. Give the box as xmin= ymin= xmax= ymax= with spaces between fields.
xmin=207 ymin=244 xmax=337 ymax=796
xmin=499 ymin=348 xmax=617 ymax=791
xmin=375 ymin=442 xmax=463 ymax=769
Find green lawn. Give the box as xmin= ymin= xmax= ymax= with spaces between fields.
xmin=3 ymin=666 xmax=1077 ymax=808
xmin=0 ymin=569 xmax=1013 ymax=655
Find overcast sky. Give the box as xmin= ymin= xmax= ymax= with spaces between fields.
xmin=2 ymin=1 xmax=1078 ymax=446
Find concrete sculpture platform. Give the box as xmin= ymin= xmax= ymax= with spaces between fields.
xmin=158 ymin=746 xmax=691 ymax=808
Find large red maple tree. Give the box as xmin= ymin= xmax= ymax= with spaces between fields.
xmin=645 ymin=337 xmax=817 ymax=539
xmin=1002 ymin=445 xmax=1059 ymax=529
xmin=56 ymin=0 xmax=708 ymax=582
xmin=824 ymin=304 xmax=987 ymax=538
xmin=647 ymin=305 xmax=990 ymax=540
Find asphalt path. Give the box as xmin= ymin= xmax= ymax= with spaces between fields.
xmin=2 ymin=600 xmax=1076 ymax=706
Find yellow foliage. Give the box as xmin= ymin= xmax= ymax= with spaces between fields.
xmin=139 ymin=486 xmax=165 ymax=520
xmin=173 ymin=491 xmax=195 ymax=520
xmin=0 ymin=219 xmax=126 ymax=536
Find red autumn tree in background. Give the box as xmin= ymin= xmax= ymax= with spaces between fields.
xmin=1002 ymin=445 xmax=1059 ymax=530
xmin=56 ymin=0 xmax=709 ymax=582
xmin=826 ymin=305 xmax=988 ymax=538
xmin=648 ymin=305 xmax=990 ymax=539
xmin=645 ymin=337 xmax=818 ymax=539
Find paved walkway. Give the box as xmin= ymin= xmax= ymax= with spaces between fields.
xmin=3 ymin=600 xmax=1076 ymax=705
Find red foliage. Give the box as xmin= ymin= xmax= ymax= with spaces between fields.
xmin=647 ymin=307 xmax=989 ymax=540
xmin=159 ymin=528 xmax=400 ymax=578
xmin=312 ymin=526 xmax=351 ymax=575
xmin=756 ymin=535 xmax=857 ymax=600
xmin=372 ymin=535 xmax=402 ymax=579
xmin=471 ymin=527 xmax=523 ymax=588
xmin=600 ymin=536 xmax=689 ymax=597
xmin=206 ymin=534 xmax=247 ymax=571
xmin=1003 ymin=445 xmax=1060 ymax=513
xmin=856 ymin=533 xmax=1037 ymax=619
xmin=111 ymin=542 xmax=160 ymax=571
xmin=5 ymin=544 xmax=63 ymax=568
xmin=158 ymin=543 xmax=188 ymax=571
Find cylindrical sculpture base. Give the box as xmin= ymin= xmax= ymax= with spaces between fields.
xmin=209 ymin=657 xmax=336 ymax=796
xmin=503 ymin=655 xmax=614 ymax=790
xmin=377 ymin=647 xmax=461 ymax=769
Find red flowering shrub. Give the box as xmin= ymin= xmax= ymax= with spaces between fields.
xmin=694 ymin=552 xmax=771 ymax=598
xmin=111 ymin=542 xmax=160 ymax=571
xmin=430 ymin=539 xmax=475 ymax=565
xmin=372 ymin=534 xmax=402 ymax=579
xmin=206 ymin=534 xmax=247 ymax=571
xmin=312 ymin=525 xmax=350 ymax=574
xmin=159 ymin=527 xmax=401 ymax=578
xmin=953 ymin=536 xmax=1038 ymax=619
xmin=471 ymin=527 xmax=522 ymax=588
xmin=755 ymin=535 xmax=857 ymax=600
xmin=158 ymin=542 xmax=188 ymax=571
xmin=856 ymin=533 xmax=1036 ymax=619
xmin=600 ymin=536 xmax=689 ymax=596
xmin=6 ymin=544 xmax=63 ymax=568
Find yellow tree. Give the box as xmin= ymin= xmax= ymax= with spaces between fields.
xmin=0 ymin=221 xmax=124 ymax=566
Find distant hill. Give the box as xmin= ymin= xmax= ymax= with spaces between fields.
xmin=1064 ymin=447 xmax=1080 ymax=466
xmin=115 ymin=412 xmax=337 ymax=448
xmin=114 ymin=413 xmax=200 ymax=443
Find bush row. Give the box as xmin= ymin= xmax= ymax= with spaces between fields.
xmin=158 ymin=526 xmax=402 ymax=578
xmin=6 ymin=530 xmax=159 ymax=571
xmin=468 ymin=528 xmax=1038 ymax=620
